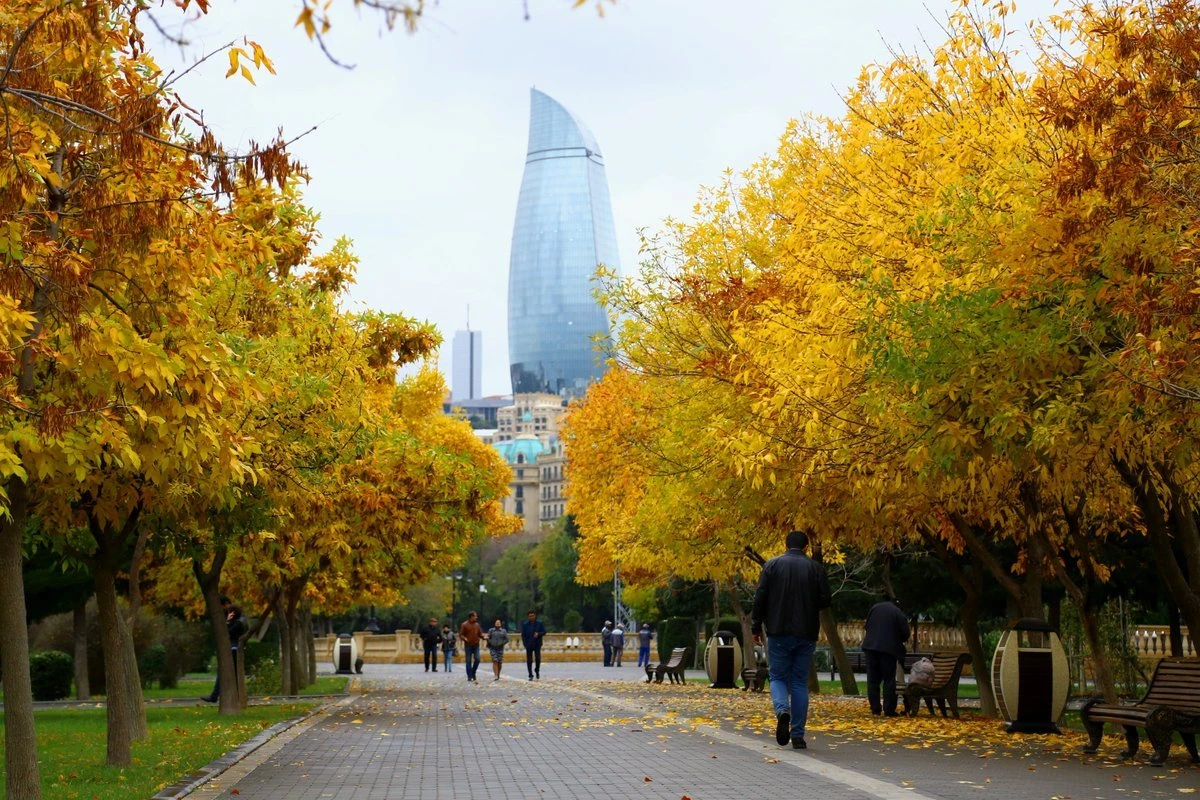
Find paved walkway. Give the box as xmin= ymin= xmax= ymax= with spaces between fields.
xmin=191 ymin=663 xmax=1198 ymax=800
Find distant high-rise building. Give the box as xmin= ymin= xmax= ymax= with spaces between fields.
xmin=507 ymin=89 xmax=620 ymax=397
xmin=451 ymin=329 xmax=482 ymax=401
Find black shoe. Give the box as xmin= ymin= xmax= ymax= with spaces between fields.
xmin=775 ymin=712 xmax=791 ymax=746
xmin=529 ymin=675 xmax=534 ymax=680
xmin=793 ymin=737 xmax=807 ymax=750
xmin=200 ymin=696 xmax=216 ymax=703
xmin=884 ymin=711 xmax=899 ymax=717
xmin=535 ymin=672 xmax=540 ymax=679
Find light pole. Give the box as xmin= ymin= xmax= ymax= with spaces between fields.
xmin=451 ymin=572 xmax=463 ymax=626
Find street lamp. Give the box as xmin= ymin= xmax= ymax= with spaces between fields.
xmin=450 ymin=572 xmax=464 ymax=626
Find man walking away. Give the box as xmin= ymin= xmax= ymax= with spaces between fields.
xmin=440 ymin=624 xmax=456 ymax=673
xmin=611 ymin=624 xmax=625 ymax=666
xmin=752 ymin=530 xmax=831 ymax=750
xmin=601 ymin=621 xmax=613 ymax=667
xmin=862 ymin=596 xmax=909 ymax=717
xmin=637 ymin=623 xmax=654 ymax=668
xmin=419 ymin=617 xmax=442 ymax=672
xmin=459 ymin=611 xmax=483 ymax=682
xmin=521 ymin=610 xmax=546 ymax=680
xmin=202 ymin=596 xmax=247 ymax=703
xmin=486 ymin=618 xmax=509 ymax=681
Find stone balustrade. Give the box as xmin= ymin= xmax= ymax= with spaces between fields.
xmin=315 ymin=622 xmax=1192 ymax=666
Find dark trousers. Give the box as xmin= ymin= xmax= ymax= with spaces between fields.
xmin=464 ymin=644 xmax=481 ymax=679
xmin=423 ymin=641 xmax=439 ymax=671
xmin=603 ymin=642 xmax=612 ymax=666
xmin=207 ymin=647 xmax=239 ymax=701
xmin=526 ymin=645 xmax=541 ymax=677
xmin=864 ymin=649 xmax=899 ymax=715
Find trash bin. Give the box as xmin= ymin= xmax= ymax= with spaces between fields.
xmin=333 ymin=633 xmax=358 ymax=675
xmin=705 ymin=630 xmax=743 ymax=689
xmin=991 ymin=618 xmax=1069 ymax=733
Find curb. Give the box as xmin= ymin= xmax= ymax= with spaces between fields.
xmin=150 ymin=692 xmax=358 ymax=799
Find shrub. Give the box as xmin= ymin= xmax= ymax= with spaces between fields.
xmin=704 ymin=617 xmax=745 ymax=647
xmin=246 ymin=657 xmax=282 ymax=696
xmin=139 ymin=644 xmax=169 ymax=689
xmin=30 ymin=650 xmax=73 ymax=701
xmin=562 ymin=609 xmax=583 ymax=631
xmin=656 ymin=617 xmax=696 ymax=662
xmin=242 ymin=640 xmax=278 ymax=674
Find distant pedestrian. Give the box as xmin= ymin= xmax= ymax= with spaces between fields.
xmin=521 ymin=610 xmax=546 ymax=680
xmin=611 ymin=624 xmax=625 ymax=666
xmin=419 ymin=616 xmax=442 ymax=673
xmin=486 ymin=619 xmax=509 ymax=681
xmin=459 ymin=611 xmax=483 ymax=682
xmin=752 ymin=530 xmax=831 ymax=750
xmin=601 ymin=621 xmax=613 ymax=667
xmin=862 ymin=596 xmax=909 ymax=717
xmin=441 ymin=624 xmax=457 ymax=673
xmin=202 ymin=596 xmax=247 ymax=704
xmin=637 ymin=623 xmax=654 ymax=667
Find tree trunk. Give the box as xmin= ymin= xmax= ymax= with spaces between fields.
xmin=726 ymin=580 xmax=756 ymax=676
xmin=73 ymin=600 xmax=91 ymax=700
xmin=821 ymin=608 xmax=858 ymax=695
xmin=0 ymin=478 xmax=41 ymax=799
xmin=289 ymin=608 xmax=306 ymax=694
xmin=275 ymin=593 xmax=294 ymax=695
xmin=93 ymin=562 xmax=137 ymax=766
xmin=1168 ymin=602 xmax=1184 ymax=658
xmin=193 ymin=552 xmax=239 ymax=715
xmin=303 ymin=606 xmax=317 ymax=686
xmin=960 ymin=589 xmax=997 ymax=717
xmin=1078 ymin=601 xmax=1118 ymax=703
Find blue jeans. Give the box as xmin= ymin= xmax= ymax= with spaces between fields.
xmin=767 ymin=635 xmax=816 ymax=738
xmin=443 ymin=651 xmax=453 ymax=672
xmin=637 ymin=646 xmax=651 ymax=667
xmin=464 ymin=644 xmax=480 ymax=679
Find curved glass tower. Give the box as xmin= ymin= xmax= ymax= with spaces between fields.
xmin=508 ymin=89 xmax=620 ymax=397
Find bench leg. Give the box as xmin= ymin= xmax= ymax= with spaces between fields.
xmin=1119 ymin=725 xmax=1140 ymax=760
xmin=1145 ymin=708 xmax=1175 ymax=766
xmin=948 ymin=692 xmax=960 ymax=720
xmin=936 ymin=697 xmax=948 ymax=718
xmin=1181 ymin=733 xmax=1198 ymax=764
xmin=1081 ymin=699 xmax=1103 ymax=754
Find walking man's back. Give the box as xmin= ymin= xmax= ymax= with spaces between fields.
xmin=751 ymin=530 xmax=831 ymax=751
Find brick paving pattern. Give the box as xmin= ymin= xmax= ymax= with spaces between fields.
xmin=195 ymin=663 xmax=1198 ymax=799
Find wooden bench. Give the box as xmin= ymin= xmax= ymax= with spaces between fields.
xmin=830 ymin=650 xmax=934 ymax=681
xmin=646 ymin=647 xmax=689 ymax=684
xmin=903 ymin=653 xmax=971 ymax=718
xmin=1081 ymin=658 xmax=1200 ymax=765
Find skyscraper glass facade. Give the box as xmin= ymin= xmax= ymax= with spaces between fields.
xmin=451 ymin=329 xmax=482 ymax=401
xmin=507 ymin=89 xmax=620 ymax=397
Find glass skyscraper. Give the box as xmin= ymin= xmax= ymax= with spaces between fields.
xmin=507 ymin=89 xmax=620 ymax=397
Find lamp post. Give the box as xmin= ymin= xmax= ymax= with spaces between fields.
xmin=451 ymin=572 xmax=463 ymax=626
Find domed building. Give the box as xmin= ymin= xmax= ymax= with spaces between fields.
xmin=493 ymin=432 xmax=566 ymax=535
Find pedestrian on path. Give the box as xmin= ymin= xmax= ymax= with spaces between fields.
xmin=521 ymin=610 xmax=545 ymax=680
xmin=752 ymin=530 xmax=831 ymax=751
xmin=440 ymin=624 xmax=456 ymax=673
xmin=486 ymin=618 xmax=509 ymax=681
xmin=861 ymin=596 xmax=909 ymax=717
xmin=636 ymin=623 xmax=654 ymax=667
xmin=459 ymin=611 xmax=483 ymax=682
xmin=611 ymin=624 xmax=625 ymax=666
xmin=601 ymin=621 xmax=613 ymax=667
xmin=419 ymin=616 xmax=442 ymax=672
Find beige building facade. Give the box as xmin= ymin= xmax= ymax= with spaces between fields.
xmin=491 ymin=393 xmax=570 ymax=535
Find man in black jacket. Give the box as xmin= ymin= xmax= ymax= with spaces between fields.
xmin=202 ymin=596 xmax=248 ymax=703
xmin=419 ymin=617 xmax=442 ymax=672
xmin=752 ymin=530 xmax=831 ymax=750
xmin=862 ymin=596 xmax=910 ymax=717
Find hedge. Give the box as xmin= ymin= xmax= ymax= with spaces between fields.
xmin=656 ymin=617 xmax=696 ymax=662
xmin=31 ymin=650 xmax=73 ymax=701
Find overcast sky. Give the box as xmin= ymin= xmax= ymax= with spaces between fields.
xmin=154 ymin=0 xmax=1057 ymax=396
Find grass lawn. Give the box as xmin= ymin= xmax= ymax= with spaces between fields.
xmin=1 ymin=702 xmax=315 ymax=800
xmin=141 ymin=674 xmax=349 ymax=701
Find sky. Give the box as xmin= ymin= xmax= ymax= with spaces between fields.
xmin=153 ymin=0 xmax=1058 ymax=397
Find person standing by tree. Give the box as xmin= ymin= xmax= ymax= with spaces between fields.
xmin=202 ymin=596 xmax=247 ymax=703
xmin=521 ymin=610 xmax=546 ymax=680
xmin=419 ymin=616 xmax=442 ymax=673
xmin=611 ymin=623 xmax=625 ymax=666
xmin=862 ymin=596 xmax=909 ymax=717
xmin=637 ymin=623 xmax=654 ymax=668
xmin=486 ymin=618 xmax=509 ymax=681
xmin=601 ymin=620 xmax=613 ymax=667
xmin=459 ymin=611 xmax=483 ymax=682
xmin=752 ymin=530 xmax=831 ymax=750
xmin=440 ymin=624 xmax=456 ymax=673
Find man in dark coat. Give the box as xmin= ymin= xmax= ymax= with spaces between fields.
xmin=419 ymin=617 xmax=442 ymax=672
xmin=752 ymin=530 xmax=832 ymax=750
xmin=601 ymin=621 xmax=613 ymax=667
xmin=202 ymin=596 xmax=248 ymax=703
xmin=861 ymin=596 xmax=910 ymax=716
xmin=521 ymin=610 xmax=546 ymax=680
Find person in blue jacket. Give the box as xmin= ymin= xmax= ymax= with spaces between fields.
xmin=521 ymin=610 xmax=546 ymax=680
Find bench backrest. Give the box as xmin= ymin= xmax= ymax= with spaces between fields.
xmin=929 ymin=653 xmax=970 ymax=689
xmin=665 ymin=647 xmax=687 ymax=668
xmin=1142 ymin=658 xmax=1200 ymax=714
